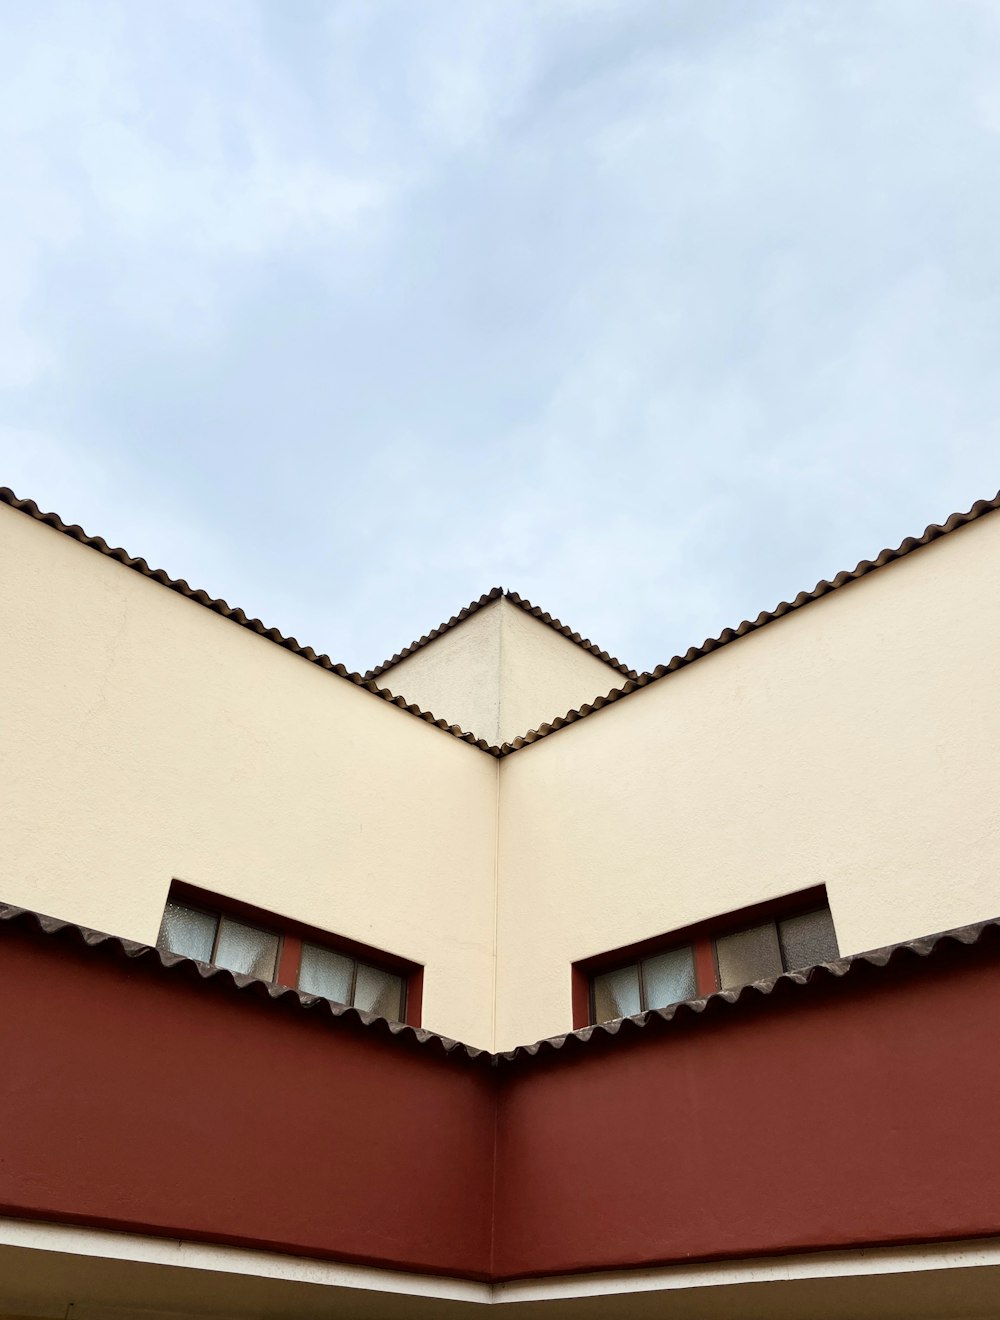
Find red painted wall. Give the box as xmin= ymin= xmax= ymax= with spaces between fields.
xmin=2 ymin=919 xmax=999 ymax=1283
xmin=493 ymin=940 xmax=1000 ymax=1278
xmin=0 ymin=924 xmax=495 ymax=1279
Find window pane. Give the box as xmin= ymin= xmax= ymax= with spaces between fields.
xmin=157 ymin=901 xmax=217 ymax=963
xmin=778 ymin=907 xmax=839 ymax=971
xmin=298 ymin=943 xmax=355 ymax=1004
xmin=214 ymin=917 xmax=279 ymax=980
xmin=592 ymin=964 xmax=641 ymax=1023
xmin=716 ymin=922 xmax=783 ymax=989
xmin=641 ymin=946 xmax=697 ymax=1010
xmin=354 ymin=962 xmax=404 ymax=1020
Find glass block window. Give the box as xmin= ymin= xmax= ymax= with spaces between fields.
xmin=642 ymin=947 xmax=698 ymax=1009
xmin=158 ymin=900 xmax=217 ymax=964
xmin=592 ymin=946 xmax=696 ymax=1023
xmin=298 ymin=943 xmax=354 ymax=1003
xmin=717 ymin=908 xmax=838 ymax=989
xmin=157 ymin=901 xmax=279 ymax=982
xmin=214 ymin=917 xmax=280 ymax=981
xmin=778 ymin=907 xmax=839 ymax=972
xmin=156 ymin=893 xmax=411 ymax=1024
xmin=299 ymin=941 xmax=405 ymax=1020
xmin=593 ymin=964 xmax=641 ymax=1022
xmin=354 ymin=962 xmax=405 ymax=1019
xmin=588 ymin=899 xmax=838 ymax=1023
xmin=716 ymin=922 xmax=783 ymax=989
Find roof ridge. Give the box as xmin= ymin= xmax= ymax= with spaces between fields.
xmin=496 ymin=489 xmax=1000 ymax=756
xmin=365 ymin=588 xmax=636 ymax=680
xmin=2 ymin=899 xmax=996 ymax=1064
xmin=0 ymin=487 xmax=503 ymax=758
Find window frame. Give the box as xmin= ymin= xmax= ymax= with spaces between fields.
xmin=575 ymin=886 xmax=835 ymax=1029
xmin=160 ymin=880 xmax=423 ymax=1027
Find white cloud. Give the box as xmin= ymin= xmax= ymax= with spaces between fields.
xmin=2 ymin=0 xmax=1000 ymax=679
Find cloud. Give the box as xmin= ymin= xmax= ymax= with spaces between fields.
xmin=2 ymin=0 xmax=1000 ymax=679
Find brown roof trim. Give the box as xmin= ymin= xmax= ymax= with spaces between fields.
xmin=0 ymin=902 xmax=490 ymax=1062
xmin=365 ymin=588 xmax=636 ymax=680
xmin=0 ymin=487 xmax=502 ymax=758
xmin=497 ymin=490 xmax=1000 ymax=755
xmin=2 ymin=899 xmax=996 ymax=1066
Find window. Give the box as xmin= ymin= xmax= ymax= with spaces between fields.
xmin=583 ymin=895 xmax=839 ymax=1026
xmin=715 ymin=906 xmax=838 ymax=989
xmin=159 ymin=900 xmax=280 ymax=980
xmin=297 ymin=941 xmax=405 ymax=1020
xmin=156 ymin=892 xmax=411 ymax=1024
xmin=593 ymin=946 xmax=697 ymax=1021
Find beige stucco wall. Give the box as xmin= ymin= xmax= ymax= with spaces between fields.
xmin=378 ymin=601 xmax=505 ymax=744
xmin=496 ymin=599 xmax=627 ymax=743
xmin=495 ymin=511 xmax=1000 ymax=1049
xmin=378 ymin=597 xmax=625 ymax=746
xmin=0 ymin=503 xmax=499 ymax=1049
xmin=6 ymin=497 xmax=1000 ymax=1053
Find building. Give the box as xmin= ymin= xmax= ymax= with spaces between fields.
xmin=1 ymin=482 xmax=1000 ymax=1318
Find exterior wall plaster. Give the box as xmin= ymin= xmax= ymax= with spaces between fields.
xmin=495 ymin=511 xmax=1000 ymax=1048
xmin=5 ymin=498 xmax=1000 ymax=1052
xmin=0 ymin=503 xmax=498 ymax=1049
xmin=378 ymin=597 xmax=623 ymax=746
xmin=376 ymin=602 xmax=505 ymax=745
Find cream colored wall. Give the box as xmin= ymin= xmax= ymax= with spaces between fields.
xmin=377 ymin=602 xmax=504 ymax=744
xmin=495 ymin=511 xmax=1000 ymax=1050
xmin=495 ymin=599 xmax=626 ymax=743
xmin=0 ymin=503 xmax=499 ymax=1049
xmin=378 ymin=597 xmax=625 ymax=746
xmin=7 ymin=497 xmax=1000 ymax=1054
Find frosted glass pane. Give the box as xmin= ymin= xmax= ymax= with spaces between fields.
xmin=354 ymin=962 xmax=404 ymax=1020
xmin=214 ymin=917 xmax=279 ymax=980
xmin=716 ymin=922 xmax=783 ymax=989
xmin=157 ymin=901 xmax=217 ymax=963
xmin=298 ymin=943 xmax=354 ymax=1004
xmin=642 ymin=946 xmax=697 ymax=1010
xmin=779 ymin=907 xmax=839 ymax=971
xmin=592 ymin=965 xmax=641 ymax=1023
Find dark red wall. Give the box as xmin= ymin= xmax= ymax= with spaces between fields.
xmin=0 ymin=925 xmax=495 ymax=1279
xmin=3 ymin=920 xmax=1000 ymax=1283
xmin=493 ymin=941 xmax=1000 ymax=1278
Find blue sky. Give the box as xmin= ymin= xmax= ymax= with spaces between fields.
xmin=2 ymin=0 xmax=999 ymax=676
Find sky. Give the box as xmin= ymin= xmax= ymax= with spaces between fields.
xmin=2 ymin=0 xmax=999 ymax=677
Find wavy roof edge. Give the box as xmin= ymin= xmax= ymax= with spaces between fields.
xmin=2 ymin=900 xmax=996 ymax=1065
xmin=0 ymin=487 xmax=503 ymax=758
xmin=365 ymin=587 xmax=637 ymax=680
xmin=0 ymin=901 xmax=489 ymax=1062
xmin=5 ymin=485 xmax=1000 ymax=759
xmin=507 ymin=916 xmax=1000 ymax=1060
xmin=497 ymin=490 xmax=1000 ymax=755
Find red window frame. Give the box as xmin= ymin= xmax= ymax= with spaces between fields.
xmin=166 ymin=880 xmax=423 ymax=1028
xmin=571 ymin=885 xmax=831 ymax=1029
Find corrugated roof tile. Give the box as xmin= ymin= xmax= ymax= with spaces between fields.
xmin=0 ymin=487 xmax=503 ymax=757
xmin=498 ymin=490 xmax=1000 ymax=754
xmin=5 ymin=484 xmax=999 ymax=755
xmin=2 ymin=901 xmax=995 ymax=1066
xmin=365 ymin=588 xmax=636 ymax=679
